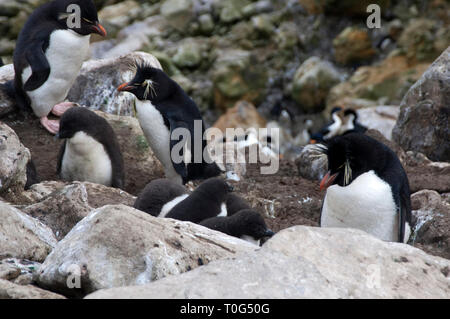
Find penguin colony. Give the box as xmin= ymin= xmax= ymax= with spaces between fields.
xmin=4 ymin=0 xmax=414 ymax=245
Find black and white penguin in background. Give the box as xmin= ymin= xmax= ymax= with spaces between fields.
xmin=56 ymin=107 xmax=124 ymax=188
xmin=134 ymin=178 xmax=188 ymax=217
xmin=310 ymin=106 xmax=343 ymax=143
xmin=200 ymin=209 xmax=275 ymax=246
xmin=164 ymin=177 xmax=233 ymax=223
xmin=9 ymin=0 xmax=106 ymax=134
xmin=339 ymin=109 xmax=367 ymax=135
xmin=318 ymin=133 xmax=412 ymax=243
xmin=117 ymin=64 xmax=222 ymax=185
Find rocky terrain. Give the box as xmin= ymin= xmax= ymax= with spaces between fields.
xmin=0 ymin=0 xmax=449 ymax=299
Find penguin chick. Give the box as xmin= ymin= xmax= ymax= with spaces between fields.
xmin=117 ymin=63 xmax=222 ymax=184
xmin=11 ymin=0 xmax=106 ymax=134
xmin=319 ymin=133 xmax=412 ymax=243
xmin=199 ymin=209 xmax=275 ymax=246
xmin=56 ymin=107 xmax=124 ymax=188
xmin=134 ymin=178 xmax=188 ymax=217
xmin=165 ymin=177 xmax=233 ymax=223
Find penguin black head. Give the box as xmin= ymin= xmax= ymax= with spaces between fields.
xmin=319 ymin=133 xmax=398 ymax=190
xmin=53 ymin=0 xmax=106 ymax=37
xmin=118 ymin=64 xmax=175 ymax=103
xmin=199 ymin=209 xmax=275 ymax=244
xmin=233 ymin=209 xmax=275 ymax=240
xmin=56 ymin=106 xmax=104 ymax=139
xmin=330 ymin=106 xmax=342 ymax=115
xmin=343 ymin=109 xmax=358 ymax=120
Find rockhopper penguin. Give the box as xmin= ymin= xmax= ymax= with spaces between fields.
xmin=10 ymin=0 xmax=106 ymax=134
xmin=117 ymin=63 xmax=222 ymax=185
xmin=318 ymin=133 xmax=412 ymax=243
xmin=56 ymin=107 xmax=124 ymax=188
xmin=310 ymin=107 xmax=343 ymax=143
xmin=339 ymin=109 xmax=367 ymax=135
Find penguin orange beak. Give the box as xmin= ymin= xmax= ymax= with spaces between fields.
xmin=93 ymin=23 xmax=107 ymax=37
xmin=117 ymin=82 xmax=133 ymax=92
xmin=320 ymin=171 xmax=338 ymax=191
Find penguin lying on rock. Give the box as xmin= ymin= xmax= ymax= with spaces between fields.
xmin=134 ymin=178 xmax=188 ymax=217
xmin=8 ymin=0 xmax=106 ymax=134
xmin=165 ymin=177 xmax=233 ymax=223
xmin=56 ymin=107 xmax=124 ymax=189
xmin=200 ymin=209 xmax=275 ymax=246
xmin=117 ymin=64 xmax=222 ymax=185
xmin=318 ymin=133 xmax=412 ymax=243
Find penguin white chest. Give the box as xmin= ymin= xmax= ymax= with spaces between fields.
xmin=22 ymin=30 xmax=90 ymax=118
xmin=321 ymin=170 xmax=398 ymax=242
xmin=135 ymin=99 xmax=181 ymax=183
xmin=61 ymin=132 xmax=113 ymax=186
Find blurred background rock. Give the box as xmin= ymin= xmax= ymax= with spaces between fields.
xmin=0 ymin=0 xmax=448 ymax=135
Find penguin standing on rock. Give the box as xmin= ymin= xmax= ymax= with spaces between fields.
xmin=10 ymin=0 xmax=106 ymax=134
xmin=200 ymin=209 xmax=275 ymax=246
xmin=134 ymin=178 xmax=188 ymax=217
xmin=56 ymin=107 xmax=124 ymax=188
xmin=165 ymin=177 xmax=233 ymax=223
xmin=117 ymin=64 xmax=222 ymax=185
xmin=318 ymin=133 xmax=412 ymax=243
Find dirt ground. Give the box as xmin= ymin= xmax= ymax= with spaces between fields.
xmin=2 ymin=112 xmax=448 ymax=259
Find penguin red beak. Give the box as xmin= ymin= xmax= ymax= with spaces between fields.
xmin=93 ymin=23 xmax=107 ymax=37
xmin=117 ymin=82 xmax=133 ymax=92
xmin=320 ymin=171 xmax=338 ymax=191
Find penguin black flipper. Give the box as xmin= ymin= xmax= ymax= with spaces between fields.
xmin=101 ymin=136 xmax=125 ymax=189
xmin=91 ymin=121 xmax=125 ymax=189
xmin=398 ymin=179 xmax=412 ymax=242
xmin=22 ymin=41 xmax=50 ymax=91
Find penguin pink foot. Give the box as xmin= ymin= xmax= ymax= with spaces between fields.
xmin=40 ymin=116 xmax=59 ymax=135
xmin=51 ymin=102 xmax=77 ymax=117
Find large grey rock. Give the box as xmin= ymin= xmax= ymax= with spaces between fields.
xmin=0 ymin=201 xmax=57 ymax=262
xmin=0 ymin=279 xmax=65 ymax=299
xmin=410 ymin=190 xmax=450 ymax=259
xmin=37 ymin=205 xmax=256 ymax=297
xmin=86 ymin=248 xmax=338 ymax=299
xmin=0 ymin=63 xmax=14 ymax=117
xmin=0 ymin=123 xmax=30 ymax=197
xmin=392 ymin=47 xmax=450 ymax=162
xmin=86 ymin=226 xmax=450 ymax=299
xmin=23 ymin=182 xmax=136 ymax=240
xmin=67 ymin=51 xmax=162 ymax=115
